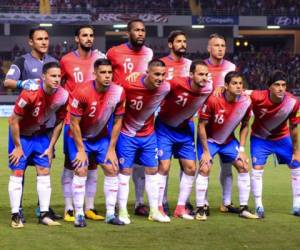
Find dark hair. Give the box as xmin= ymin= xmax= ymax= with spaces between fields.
xmin=94 ymin=58 xmax=112 ymax=70
xmin=42 ymin=61 xmax=60 ymax=74
xmin=29 ymin=27 xmax=48 ymax=39
xmin=127 ymin=19 xmax=144 ymax=32
xmin=168 ymin=30 xmax=187 ymax=43
xmin=268 ymin=70 xmax=287 ymax=86
xmin=224 ymin=71 xmax=244 ymax=84
xmin=148 ymin=58 xmax=165 ymax=68
xmin=190 ymin=59 xmax=207 ymax=73
xmin=208 ymin=33 xmax=226 ymax=42
xmin=75 ymin=25 xmax=94 ymax=36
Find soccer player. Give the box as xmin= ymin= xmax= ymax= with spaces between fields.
xmin=107 ymin=19 xmax=153 ymax=216
xmin=68 ymin=59 xmax=125 ymax=227
xmin=4 ymin=27 xmax=61 ymax=222
xmin=160 ymin=30 xmax=193 ymax=214
xmin=204 ymin=33 xmax=238 ymax=214
xmin=8 ymin=61 xmax=68 ymax=228
xmin=157 ymin=60 xmax=212 ymax=220
xmin=116 ymin=59 xmax=171 ymax=224
xmin=196 ymin=71 xmax=257 ymax=221
xmin=60 ymin=25 xmax=106 ymax=222
xmin=249 ymin=70 xmax=300 ymax=218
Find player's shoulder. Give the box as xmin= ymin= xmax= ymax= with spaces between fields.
xmin=92 ymin=49 xmax=106 ymax=59
xmin=56 ymin=86 xmax=69 ymax=101
xmin=45 ymin=54 xmax=58 ymax=63
xmin=223 ymin=59 xmax=236 ymax=70
xmin=60 ymin=51 xmax=75 ymax=62
xmin=285 ymin=91 xmax=299 ymax=104
xmin=250 ymin=89 xmax=268 ymax=101
xmin=169 ymin=76 xmax=188 ymax=86
xmin=107 ymin=44 xmax=125 ymax=54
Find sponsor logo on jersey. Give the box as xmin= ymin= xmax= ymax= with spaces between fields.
xmin=71 ymin=98 xmax=79 ymax=108
xmin=18 ymin=98 xmax=27 ymax=108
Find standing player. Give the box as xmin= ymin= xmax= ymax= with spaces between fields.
xmin=249 ymin=70 xmax=300 ymax=218
xmin=60 ymin=25 xmax=106 ymax=222
xmin=160 ymin=30 xmax=192 ymax=214
xmin=8 ymin=62 xmax=68 ymax=228
xmin=68 ymin=59 xmax=125 ymax=227
xmin=116 ymin=59 xmax=171 ymax=224
xmin=196 ymin=71 xmax=257 ymax=221
xmin=107 ymin=19 xmax=153 ymax=216
xmin=204 ymin=33 xmax=238 ymax=214
xmin=4 ymin=27 xmax=61 ymax=222
xmin=157 ymin=60 xmax=212 ymax=220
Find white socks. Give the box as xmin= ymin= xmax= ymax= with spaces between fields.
xmin=37 ymin=175 xmax=51 ymax=212
xmin=118 ymin=173 xmax=130 ymax=210
xmin=291 ymin=168 xmax=300 ymax=209
xmin=61 ymin=168 xmax=74 ymax=211
xmin=196 ymin=174 xmax=209 ymax=207
xmin=145 ymin=174 xmax=159 ymax=210
xmin=177 ymin=173 xmax=194 ymax=206
xmin=85 ymin=169 xmax=98 ymax=211
xmin=251 ymin=169 xmax=264 ymax=208
xmin=104 ymin=176 xmax=118 ymax=217
xmin=237 ymin=172 xmax=250 ymax=206
xmin=8 ymin=176 xmax=23 ymax=214
xmin=158 ymin=173 xmax=167 ymax=207
xmin=220 ymin=162 xmax=233 ymax=206
xmin=72 ymin=175 xmax=87 ymax=217
xmin=132 ymin=164 xmax=145 ymax=207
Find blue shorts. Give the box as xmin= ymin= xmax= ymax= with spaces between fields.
xmin=8 ymin=130 xmax=50 ymax=170
xmin=197 ymin=138 xmax=239 ymax=163
xmin=156 ymin=119 xmax=196 ymax=160
xmin=63 ymin=124 xmax=70 ymax=155
xmin=66 ymin=133 xmax=110 ymax=167
xmin=116 ymin=132 xmax=158 ymax=169
xmin=250 ymin=135 xmax=300 ymax=168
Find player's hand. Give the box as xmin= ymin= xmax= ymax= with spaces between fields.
xmin=237 ymin=151 xmax=249 ymax=171
xmin=292 ymin=150 xmax=300 ymax=163
xmin=104 ymin=147 xmax=119 ymax=171
xmin=126 ymin=72 xmax=140 ymax=82
xmin=40 ymin=147 xmax=54 ymax=165
xmin=9 ymin=146 xmax=24 ymax=166
xmin=200 ymin=151 xmax=212 ymax=169
xmin=17 ymin=79 xmax=40 ymax=91
xmin=213 ymin=86 xmax=225 ymax=97
xmin=72 ymin=150 xmax=88 ymax=169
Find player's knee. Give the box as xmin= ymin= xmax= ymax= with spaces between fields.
xmin=104 ymin=166 xmax=118 ymax=177
xmin=145 ymin=167 xmax=157 ymax=175
xmin=183 ymin=164 xmax=196 ymax=176
xmin=75 ymin=167 xmax=88 ymax=177
xmin=12 ymin=169 xmax=24 ymax=177
xmin=199 ymin=165 xmax=210 ymax=176
xmin=120 ymin=167 xmax=132 ymax=176
xmin=158 ymin=161 xmax=170 ymax=175
xmin=36 ymin=167 xmax=50 ymax=176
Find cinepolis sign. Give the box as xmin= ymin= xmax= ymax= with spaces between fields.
xmin=192 ymin=16 xmax=239 ymax=25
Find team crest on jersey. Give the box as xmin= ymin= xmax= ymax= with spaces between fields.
xmin=119 ymin=157 xmax=125 ymax=164
xmin=158 ymin=149 xmax=164 ymax=157
xmin=71 ymin=98 xmax=79 ymax=108
xmin=18 ymin=98 xmax=27 ymax=108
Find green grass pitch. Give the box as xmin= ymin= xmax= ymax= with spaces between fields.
xmin=0 ymin=117 xmax=300 ymax=249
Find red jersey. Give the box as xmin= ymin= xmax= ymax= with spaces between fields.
xmin=106 ymin=43 xmax=153 ymax=84
xmin=69 ymin=80 xmax=125 ymax=139
xmin=160 ymin=55 xmax=191 ymax=80
xmin=204 ymin=58 xmax=236 ymax=88
xmin=60 ymin=49 xmax=106 ymax=93
xmin=12 ymin=85 xmax=68 ymax=136
xmin=159 ymin=76 xmax=212 ymax=128
xmin=250 ymin=90 xmax=300 ymax=140
xmin=199 ymin=93 xmax=252 ymax=144
xmin=121 ymin=75 xmax=170 ymax=137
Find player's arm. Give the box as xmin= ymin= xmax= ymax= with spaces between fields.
xmin=290 ymin=123 xmax=300 ymax=162
xmin=9 ymin=112 xmax=24 ymax=165
xmin=198 ymin=119 xmax=212 ymax=167
xmin=237 ymin=118 xmax=250 ymax=169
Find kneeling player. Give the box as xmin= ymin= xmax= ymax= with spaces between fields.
xmin=156 ymin=60 xmax=212 ymax=220
xmin=68 ymin=59 xmax=125 ymax=227
xmin=249 ymin=70 xmax=300 ymax=218
xmin=8 ymin=62 xmax=68 ymax=228
xmin=196 ymin=71 xmax=257 ymax=221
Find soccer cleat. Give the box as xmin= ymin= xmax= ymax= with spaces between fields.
xmin=105 ymin=215 xmax=125 ymax=226
xmin=204 ymin=204 xmax=210 ymax=216
xmin=64 ymin=209 xmax=75 ymax=222
xmin=19 ymin=208 xmax=26 ymax=223
xmin=74 ymin=214 xmax=87 ymax=228
xmin=134 ymin=204 xmax=149 ymax=216
xmin=11 ymin=213 xmax=24 ymax=229
xmin=185 ymin=201 xmax=195 ymax=216
xmin=49 ymin=207 xmax=63 ymax=220
xmin=162 ymin=202 xmax=171 ymax=216
xmin=239 ymin=206 xmax=259 ymax=219
xmin=255 ymin=206 xmax=265 ymax=219
xmin=293 ymin=207 xmax=300 ymax=216
xmin=119 ymin=209 xmax=131 ymax=225
xmin=39 ymin=212 xmax=61 ymax=226
xmin=85 ymin=209 xmax=105 ymax=221
xmin=174 ymin=205 xmax=194 ymax=220
xmin=220 ymin=203 xmax=240 ymax=214
xmin=195 ymin=207 xmax=207 ymax=221
xmin=148 ymin=210 xmax=170 ymax=223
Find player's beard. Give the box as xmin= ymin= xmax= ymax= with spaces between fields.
xmin=173 ymin=48 xmax=186 ymax=57
xmin=130 ymin=37 xmax=144 ymax=50
xmin=79 ymin=43 xmax=92 ymax=52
